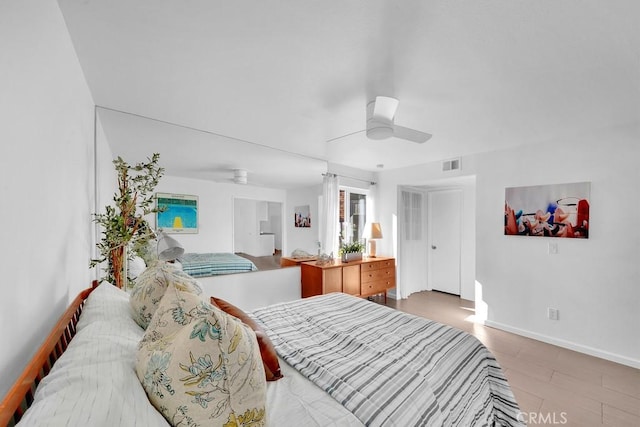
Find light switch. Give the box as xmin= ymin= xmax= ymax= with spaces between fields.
xmin=548 ymin=242 xmax=558 ymax=255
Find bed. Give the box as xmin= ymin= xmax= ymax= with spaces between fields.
xmin=178 ymin=252 xmax=258 ymax=277
xmin=0 ymin=282 xmax=524 ymax=426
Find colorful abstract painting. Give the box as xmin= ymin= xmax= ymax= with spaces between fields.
xmin=505 ymin=182 xmax=590 ymax=238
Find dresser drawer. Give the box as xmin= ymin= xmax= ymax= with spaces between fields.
xmin=361 ymin=268 xmax=394 ymax=283
xmin=361 ymin=259 xmax=395 ymax=272
xmin=301 ymin=258 xmax=396 ymax=300
xmin=361 ymin=278 xmax=395 ymax=296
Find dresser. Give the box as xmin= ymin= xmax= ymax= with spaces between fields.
xmin=300 ymin=257 xmax=395 ymax=302
xmin=280 ymin=255 xmax=317 ymax=267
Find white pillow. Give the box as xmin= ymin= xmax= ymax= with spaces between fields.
xmin=128 ymin=255 xmax=147 ymax=280
xmin=18 ymin=283 xmax=169 ymax=426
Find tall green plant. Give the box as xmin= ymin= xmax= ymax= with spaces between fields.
xmin=90 ymin=153 xmax=164 ymax=288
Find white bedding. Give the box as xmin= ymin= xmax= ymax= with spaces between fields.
xmin=267 ymin=358 xmax=363 ymax=426
xmin=17 ymin=283 xmax=359 ymax=426
xmin=254 ymin=293 xmax=524 ymax=426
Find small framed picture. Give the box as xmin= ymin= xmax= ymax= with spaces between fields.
xmin=294 ymin=205 xmax=311 ymax=228
xmin=156 ymin=193 xmax=199 ymax=233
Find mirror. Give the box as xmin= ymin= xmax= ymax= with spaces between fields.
xmin=96 ymin=106 xmax=326 ymax=189
xmin=96 ymin=107 xmax=326 ymax=277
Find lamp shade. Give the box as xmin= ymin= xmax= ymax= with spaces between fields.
xmin=363 ymin=222 xmax=383 ymax=257
xmin=369 ymin=222 xmax=383 ymax=239
xmin=156 ymin=230 xmax=185 ymax=261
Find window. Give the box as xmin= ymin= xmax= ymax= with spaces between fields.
xmin=339 ymin=189 xmax=367 ymax=246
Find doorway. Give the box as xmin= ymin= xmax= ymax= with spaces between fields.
xmin=397 ymin=176 xmax=475 ymax=300
xmin=427 ymin=189 xmax=462 ymax=295
xmin=233 ymin=198 xmax=283 ymax=258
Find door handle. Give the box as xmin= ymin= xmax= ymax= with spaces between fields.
xmin=431 ymin=245 xmax=437 ymax=250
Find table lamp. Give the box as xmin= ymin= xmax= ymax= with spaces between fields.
xmin=365 ymin=222 xmax=383 ymax=257
xmin=156 ymin=230 xmax=185 ymax=261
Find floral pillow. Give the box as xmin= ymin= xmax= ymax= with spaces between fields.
xmin=129 ymin=260 xmax=203 ymax=329
xmin=211 ymin=296 xmax=283 ymax=382
xmin=136 ymin=283 xmax=267 ymax=426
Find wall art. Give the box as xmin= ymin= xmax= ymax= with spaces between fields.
xmin=294 ymin=205 xmax=311 ymax=228
xmin=156 ymin=193 xmax=199 ymax=233
xmin=504 ymin=182 xmax=589 ymax=238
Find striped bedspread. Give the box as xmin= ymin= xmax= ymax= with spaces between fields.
xmin=178 ymin=252 xmax=257 ymax=277
xmin=252 ymin=293 xmax=524 ymax=427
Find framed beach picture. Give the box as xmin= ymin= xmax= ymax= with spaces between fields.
xmin=156 ymin=193 xmax=199 ymax=233
xmin=294 ymin=205 xmax=311 ymax=228
xmin=504 ymin=182 xmax=590 ymax=238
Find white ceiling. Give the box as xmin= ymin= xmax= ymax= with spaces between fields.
xmin=58 ymin=0 xmax=639 ymax=189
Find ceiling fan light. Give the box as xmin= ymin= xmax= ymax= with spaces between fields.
xmin=367 ymin=125 xmax=394 ymax=140
xmin=233 ymin=169 xmax=247 ymax=184
xmin=372 ymin=96 xmax=399 ymax=121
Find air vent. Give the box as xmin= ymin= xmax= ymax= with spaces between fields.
xmin=442 ymin=158 xmax=461 ymax=172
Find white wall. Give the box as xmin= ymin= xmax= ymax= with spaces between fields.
xmin=267 ymin=202 xmax=282 ymax=250
xmin=93 ymin=114 xmax=118 ymax=281
xmin=197 ymin=267 xmax=301 ymax=312
xmin=286 ymin=184 xmax=322 ymax=256
xmin=377 ymin=124 xmax=640 ymax=367
xmin=0 ymin=1 xmax=96 ymax=397
xmin=474 ymin=125 xmax=639 ymax=367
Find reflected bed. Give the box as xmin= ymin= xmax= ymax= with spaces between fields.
xmin=178 ymin=252 xmax=258 ymax=277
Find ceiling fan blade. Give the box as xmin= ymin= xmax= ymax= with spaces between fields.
xmin=326 ymin=129 xmax=366 ymax=143
xmin=393 ymin=125 xmax=432 ymax=143
xmin=372 ymin=96 xmax=399 ymax=122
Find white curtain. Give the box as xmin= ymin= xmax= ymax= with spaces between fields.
xmin=320 ymin=174 xmax=339 ymax=256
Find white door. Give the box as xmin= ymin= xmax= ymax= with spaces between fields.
xmin=397 ymin=189 xmax=428 ymax=298
xmin=427 ymin=189 xmax=462 ymax=295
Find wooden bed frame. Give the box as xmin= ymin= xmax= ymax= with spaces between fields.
xmin=0 ymin=281 xmax=98 ymax=426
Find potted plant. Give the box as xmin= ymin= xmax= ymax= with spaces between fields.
xmin=90 ymin=153 xmax=164 ymax=288
xmin=339 ymin=240 xmax=365 ymax=262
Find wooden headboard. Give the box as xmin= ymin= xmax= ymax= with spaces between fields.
xmin=0 ymin=281 xmax=98 ymax=426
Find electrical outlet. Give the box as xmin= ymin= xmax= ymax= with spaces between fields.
xmin=547 ymin=308 xmax=560 ymax=320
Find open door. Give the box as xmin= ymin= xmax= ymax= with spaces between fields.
xmin=397 ymin=189 xmax=428 ymax=298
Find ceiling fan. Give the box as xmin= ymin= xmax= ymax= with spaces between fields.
xmin=366 ymin=96 xmax=432 ymax=143
xmin=330 ymin=96 xmax=432 ymax=144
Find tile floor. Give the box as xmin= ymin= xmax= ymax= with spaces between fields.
xmin=382 ymin=291 xmax=640 ymax=427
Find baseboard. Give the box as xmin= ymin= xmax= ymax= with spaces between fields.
xmin=485 ymin=320 xmax=640 ymax=370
